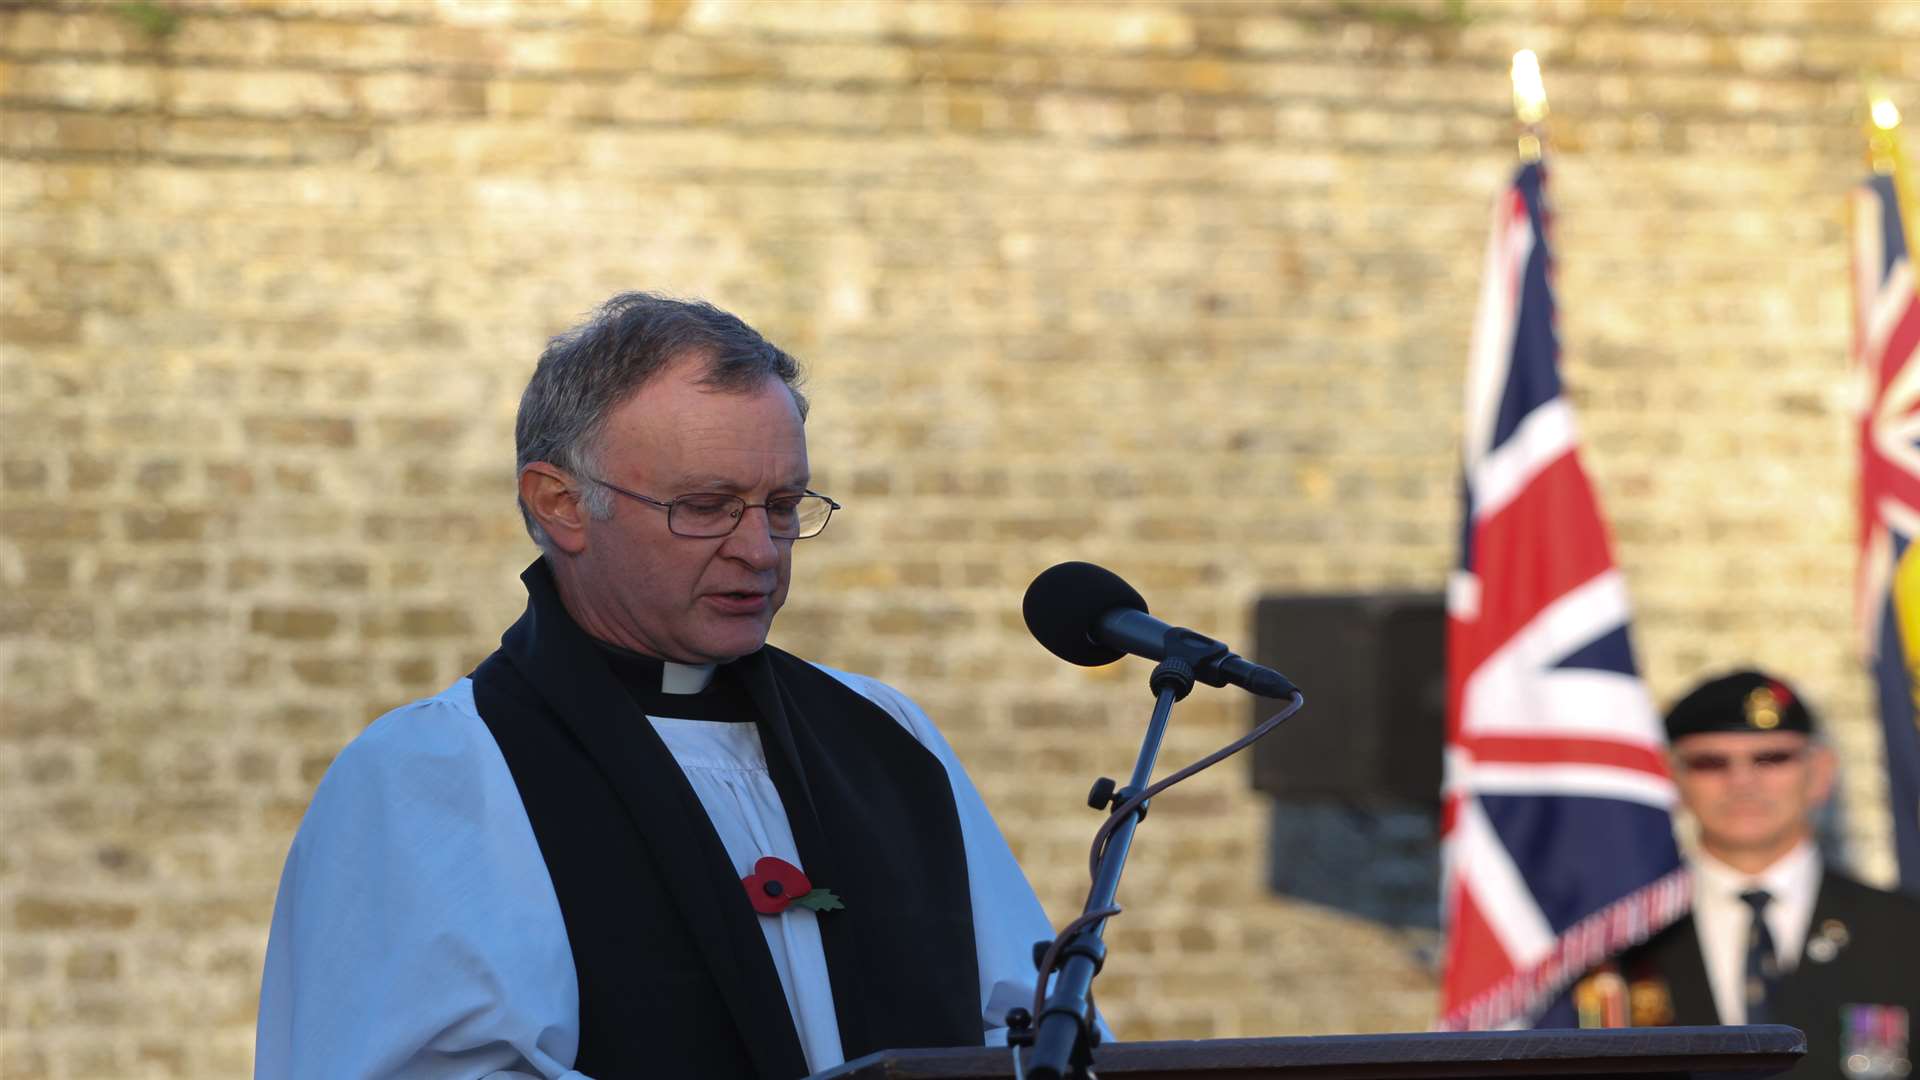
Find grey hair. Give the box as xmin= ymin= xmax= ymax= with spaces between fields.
xmin=515 ymin=291 xmax=808 ymax=551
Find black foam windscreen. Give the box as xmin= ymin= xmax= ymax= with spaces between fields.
xmin=1021 ymin=561 xmax=1148 ymax=667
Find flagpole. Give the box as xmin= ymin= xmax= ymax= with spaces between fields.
xmin=1853 ymin=84 xmax=1920 ymax=895
xmin=1512 ymin=49 xmax=1548 ymax=162
xmin=1866 ymin=88 xmax=1920 ymax=300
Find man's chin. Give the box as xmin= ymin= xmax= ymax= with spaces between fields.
xmin=1703 ymin=826 xmax=1800 ymax=859
xmin=687 ymin=624 xmax=772 ymax=665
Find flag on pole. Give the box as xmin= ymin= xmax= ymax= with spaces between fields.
xmin=1439 ymin=160 xmax=1690 ymax=1031
xmin=1851 ymin=140 xmax=1920 ymax=894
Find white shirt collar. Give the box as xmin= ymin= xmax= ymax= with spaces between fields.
xmin=662 ymin=661 xmax=717 ymax=695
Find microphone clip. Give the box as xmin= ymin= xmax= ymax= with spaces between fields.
xmin=1147 ymin=628 xmax=1230 ymax=700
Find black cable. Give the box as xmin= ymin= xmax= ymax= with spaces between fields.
xmin=1088 ymin=691 xmax=1305 ymax=881
xmin=1024 ymin=690 xmax=1307 ymax=1039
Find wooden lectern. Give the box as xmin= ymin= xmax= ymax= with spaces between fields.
xmin=813 ymin=1025 xmax=1806 ymax=1080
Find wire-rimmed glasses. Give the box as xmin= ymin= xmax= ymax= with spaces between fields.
xmin=585 ymin=476 xmax=840 ymax=540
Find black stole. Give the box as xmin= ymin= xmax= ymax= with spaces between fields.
xmin=471 ymin=561 xmax=982 ymax=1079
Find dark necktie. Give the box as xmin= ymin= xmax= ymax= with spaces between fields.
xmin=1739 ymin=888 xmax=1779 ymax=1024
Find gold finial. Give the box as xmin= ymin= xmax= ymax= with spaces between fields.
xmin=1869 ymin=90 xmax=1902 ymax=176
xmin=1511 ymin=50 xmax=1548 ymax=162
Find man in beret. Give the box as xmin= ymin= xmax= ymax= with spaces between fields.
xmin=1572 ymin=670 xmax=1920 ymax=1080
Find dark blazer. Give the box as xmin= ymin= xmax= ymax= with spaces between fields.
xmin=1605 ymin=872 xmax=1920 ymax=1080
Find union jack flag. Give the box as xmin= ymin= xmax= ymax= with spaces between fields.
xmin=1852 ymin=167 xmax=1920 ymax=893
xmin=1438 ymin=161 xmax=1689 ymax=1030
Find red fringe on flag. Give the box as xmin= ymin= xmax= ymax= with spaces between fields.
xmin=1437 ymin=867 xmax=1691 ymax=1031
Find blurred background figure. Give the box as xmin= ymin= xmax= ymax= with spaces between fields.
xmin=1570 ymin=671 xmax=1919 ymax=1080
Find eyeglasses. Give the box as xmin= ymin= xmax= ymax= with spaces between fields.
xmin=585 ymin=476 xmax=840 ymax=540
xmin=1676 ymin=748 xmax=1806 ymax=774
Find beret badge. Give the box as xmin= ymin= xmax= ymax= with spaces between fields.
xmin=1667 ymin=670 xmax=1814 ymax=740
xmin=1744 ymin=685 xmax=1784 ymax=730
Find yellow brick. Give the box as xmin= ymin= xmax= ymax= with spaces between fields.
xmin=0 ymin=3 xmax=1912 ymax=1072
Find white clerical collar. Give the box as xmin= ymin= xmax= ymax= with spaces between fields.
xmin=662 ymin=661 xmax=717 ymax=695
xmin=1692 ymin=839 xmax=1820 ymax=901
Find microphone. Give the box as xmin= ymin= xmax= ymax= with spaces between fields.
xmin=1022 ymin=562 xmax=1298 ymax=698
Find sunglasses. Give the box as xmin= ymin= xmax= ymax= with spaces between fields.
xmin=1676 ymin=748 xmax=1806 ymax=773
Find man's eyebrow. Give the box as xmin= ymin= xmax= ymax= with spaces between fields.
xmin=671 ymin=474 xmax=812 ymax=494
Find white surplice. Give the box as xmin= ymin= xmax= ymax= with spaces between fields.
xmin=256 ymin=664 xmax=1059 ymax=1080
xmin=643 ymin=654 xmax=845 ymax=1074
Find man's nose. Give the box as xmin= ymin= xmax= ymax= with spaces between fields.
xmin=723 ymin=506 xmax=783 ymax=567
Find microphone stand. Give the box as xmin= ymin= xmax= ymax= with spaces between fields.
xmin=1020 ymin=634 xmax=1228 ymax=1080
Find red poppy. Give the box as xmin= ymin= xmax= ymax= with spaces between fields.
xmin=741 ymin=856 xmax=844 ymax=915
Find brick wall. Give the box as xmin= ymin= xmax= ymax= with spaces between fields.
xmin=3 ymin=0 xmax=1917 ymax=1075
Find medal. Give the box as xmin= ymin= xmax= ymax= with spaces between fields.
xmin=1839 ymin=1004 xmax=1911 ymax=1080
xmin=1576 ymin=970 xmax=1628 ymax=1028
xmin=1630 ymin=978 xmax=1676 ymax=1027
xmin=1807 ymin=919 xmax=1850 ymax=964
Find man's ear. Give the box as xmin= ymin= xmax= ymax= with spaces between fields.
xmin=519 ymin=463 xmax=590 ymax=554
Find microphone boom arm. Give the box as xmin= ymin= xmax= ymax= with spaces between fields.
xmin=1024 ymin=637 xmax=1304 ymax=1080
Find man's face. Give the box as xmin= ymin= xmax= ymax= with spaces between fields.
xmin=572 ymin=358 xmax=808 ymax=664
xmin=1670 ymin=730 xmax=1833 ymax=864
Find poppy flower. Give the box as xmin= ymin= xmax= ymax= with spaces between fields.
xmin=741 ymin=856 xmax=844 ymax=915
